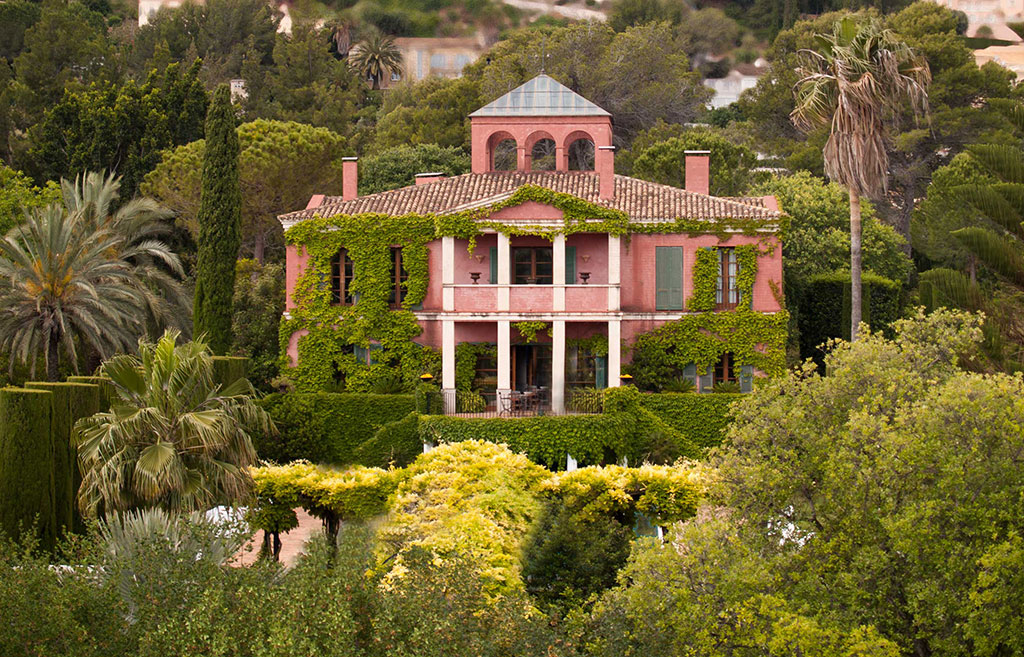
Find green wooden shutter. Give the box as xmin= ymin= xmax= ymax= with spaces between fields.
xmin=656 ymin=247 xmax=683 ymax=310
xmin=368 ymin=343 xmax=383 ymax=365
xmin=353 ymin=345 xmax=368 ymax=364
xmin=565 ymin=246 xmax=576 ymax=284
xmin=489 ymin=247 xmax=497 ymax=284
xmin=740 ymin=365 xmax=753 ymax=393
xmin=699 ymin=365 xmax=714 ymax=393
xmin=683 ymin=363 xmax=697 ymax=386
xmin=595 ymin=356 xmax=607 ymax=389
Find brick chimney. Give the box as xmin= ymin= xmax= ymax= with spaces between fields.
xmin=342 ymin=157 xmax=358 ymax=201
xmin=415 ymin=172 xmax=447 ymax=186
xmin=597 ymin=145 xmax=616 ymax=200
xmin=684 ymin=150 xmax=710 ymax=196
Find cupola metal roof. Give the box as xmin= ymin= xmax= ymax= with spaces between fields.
xmin=469 ymin=74 xmax=611 ymax=117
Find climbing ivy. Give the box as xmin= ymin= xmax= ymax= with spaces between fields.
xmin=735 ymin=244 xmax=758 ymax=309
xmin=567 ymin=334 xmax=609 ymax=357
xmin=690 ymin=248 xmax=720 ymax=312
xmin=282 ymin=186 xmax=781 ymax=390
xmin=512 ymin=321 xmax=551 ymax=343
xmin=454 ymin=342 xmax=496 ymax=391
xmin=627 ymin=309 xmax=789 ymax=391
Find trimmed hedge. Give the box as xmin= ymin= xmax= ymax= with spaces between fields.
xmin=66 ymin=376 xmax=114 ymax=411
xmin=353 ymin=412 xmax=422 ymax=468
xmin=256 ymin=392 xmax=415 ymax=464
xmin=639 ymin=392 xmax=740 ymax=448
xmin=211 ymin=356 xmax=250 ymax=389
xmin=418 ymin=414 xmax=634 ymax=470
xmin=799 ymin=272 xmax=902 ymax=359
xmin=0 ymin=388 xmax=54 ymax=550
xmin=24 ymin=382 xmax=101 ymax=536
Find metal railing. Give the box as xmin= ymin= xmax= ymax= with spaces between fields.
xmin=434 ymin=388 xmax=603 ymax=417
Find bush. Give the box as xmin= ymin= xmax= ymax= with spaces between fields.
xmin=799 ymin=272 xmax=902 ymax=361
xmin=24 ymin=381 xmax=101 ymax=535
xmin=353 ymin=412 xmax=422 ymax=468
xmin=256 ymin=392 xmax=415 ymax=464
xmin=67 ymin=375 xmax=114 ymax=410
xmin=0 ymin=388 xmax=54 ymax=550
xmin=639 ymin=392 xmax=739 ymax=448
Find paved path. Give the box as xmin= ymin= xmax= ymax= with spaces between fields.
xmin=237 ymin=508 xmax=322 ymax=567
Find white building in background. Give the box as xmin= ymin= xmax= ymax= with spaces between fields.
xmin=703 ymin=59 xmax=769 ymax=109
xmin=380 ymin=36 xmax=489 ymax=88
xmin=932 ymin=0 xmax=1024 ymax=41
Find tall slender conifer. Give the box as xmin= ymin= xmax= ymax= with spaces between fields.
xmin=194 ymin=84 xmax=241 ymax=354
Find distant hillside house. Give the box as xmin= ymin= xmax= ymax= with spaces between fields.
xmin=382 ymin=36 xmax=489 ymax=88
xmin=703 ymin=60 xmax=769 ymax=109
xmin=932 ymin=0 xmax=1024 ymax=42
xmin=278 ymin=75 xmax=786 ymax=414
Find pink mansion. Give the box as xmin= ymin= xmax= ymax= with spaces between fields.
xmin=279 ymin=75 xmax=785 ymax=413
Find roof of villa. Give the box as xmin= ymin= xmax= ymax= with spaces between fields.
xmin=278 ymin=171 xmax=782 ymax=224
xmin=469 ymin=75 xmax=612 ymax=118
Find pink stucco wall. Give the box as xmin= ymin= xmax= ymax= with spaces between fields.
xmin=621 ymin=233 xmax=783 ymax=313
xmin=285 ymin=244 xmax=310 ymax=310
xmin=470 ymin=116 xmax=613 ymax=173
xmin=567 ymin=233 xmax=608 ymax=285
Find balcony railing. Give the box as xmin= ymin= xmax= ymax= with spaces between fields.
xmin=430 ymin=388 xmax=603 ymax=417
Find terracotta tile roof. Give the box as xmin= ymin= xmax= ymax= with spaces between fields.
xmin=278 ymin=171 xmax=782 ymax=224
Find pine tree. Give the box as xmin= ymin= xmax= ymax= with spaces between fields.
xmin=194 ymin=84 xmax=241 ymax=355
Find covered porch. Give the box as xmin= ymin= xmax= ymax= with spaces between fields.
xmin=439 ymin=319 xmax=622 ymax=415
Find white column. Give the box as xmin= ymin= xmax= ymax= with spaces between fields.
xmin=552 ymin=319 xmax=565 ymax=414
xmin=442 ymin=236 xmax=455 ymax=311
xmin=553 ymin=234 xmax=565 ymax=312
xmin=442 ymin=320 xmax=456 ymax=413
xmin=497 ymin=233 xmax=510 ymax=311
xmin=607 ymin=318 xmax=621 ymax=387
xmin=497 ymin=320 xmax=511 ymax=394
xmin=608 ymin=235 xmax=621 ymax=311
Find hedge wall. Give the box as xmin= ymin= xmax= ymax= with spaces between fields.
xmin=799 ymin=272 xmax=902 ymax=359
xmin=211 ymin=356 xmax=250 ymax=389
xmin=353 ymin=412 xmax=422 ymax=468
xmin=639 ymin=392 xmax=740 ymax=448
xmin=256 ymin=393 xmax=416 ymax=464
xmin=24 ymin=382 xmax=101 ymax=536
xmin=66 ymin=376 xmax=114 ymax=411
xmin=0 ymin=388 xmax=54 ymax=550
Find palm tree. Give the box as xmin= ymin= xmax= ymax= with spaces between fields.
xmin=61 ymin=171 xmax=190 ymax=337
xmin=790 ymin=17 xmax=930 ymax=340
xmin=76 ymin=330 xmax=275 ymax=517
xmin=0 ymin=205 xmax=149 ymax=381
xmin=350 ymin=32 xmax=403 ymax=90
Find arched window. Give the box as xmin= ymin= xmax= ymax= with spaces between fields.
xmin=567 ymin=138 xmax=595 ymax=171
xmin=530 ymin=138 xmax=556 ymax=171
xmin=492 ymin=138 xmax=517 ymax=171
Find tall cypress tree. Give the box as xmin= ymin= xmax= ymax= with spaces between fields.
xmin=194 ymin=84 xmax=241 ymax=354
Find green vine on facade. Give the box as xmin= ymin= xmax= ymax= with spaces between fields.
xmin=566 ymin=334 xmax=609 ymax=357
xmin=512 ymin=321 xmax=551 ymax=343
xmin=690 ymin=248 xmax=720 ymax=312
xmin=455 ymin=342 xmax=497 ymax=391
xmin=281 ymin=187 xmax=782 ymax=391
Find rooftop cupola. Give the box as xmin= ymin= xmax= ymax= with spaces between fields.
xmin=469 ymin=75 xmax=615 ymax=192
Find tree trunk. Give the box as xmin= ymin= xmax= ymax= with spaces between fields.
xmin=253 ymin=231 xmax=265 ymax=264
xmin=849 ymin=188 xmax=863 ymax=342
xmin=46 ymin=331 xmax=60 ymax=382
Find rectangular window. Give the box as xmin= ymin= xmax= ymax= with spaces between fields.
xmin=716 ymin=248 xmax=739 ymax=310
xmin=389 ymin=247 xmax=408 ymax=308
xmin=655 ymin=246 xmax=683 ymax=310
xmin=330 ymin=249 xmax=354 ymax=305
xmin=714 ymin=352 xmax=737 ymax=384
xmin=513 ymin=247 xmax=553 ymax=285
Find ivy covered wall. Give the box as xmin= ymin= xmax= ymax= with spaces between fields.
xmin=281 ymin=185 xmax=784 ymax=392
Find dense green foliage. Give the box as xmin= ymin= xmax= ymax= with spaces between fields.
xmin=359 ymin=143 xmax=470 ymax=194
xmin=627 ymin=127 xmax=760 ymax=196
xmin=210 ymin=356 xmax=251 ymax=389
xmin=256 ymin=392 xmax=415 ymax=464
xmin=799 ymin=271 xmax=902 ymax=358
xmin=352 ymin=411 xmax=422 ymax=468
xmin=639 ymin=392 xmax=740 ymax=448
xmin=0 ymin=388 xmax=54 ymax=550
xmin=24 ymin=382 xmax=101 ymax=537
xmin=0 ymin=165 xmax=59 ymax=234
xmin=193 ymin=85 xmax=241 ymax=355
xmin=230 ymin=259 xmax=284 ymax=389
